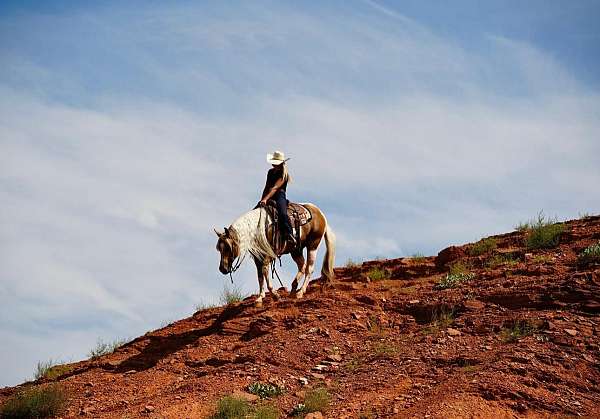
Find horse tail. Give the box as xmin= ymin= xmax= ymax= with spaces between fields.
xmin=320 ymin=221 xmax=336 ymax=283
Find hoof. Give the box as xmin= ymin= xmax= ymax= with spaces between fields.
xmin=271 ymin=292 xmax=281 ymax=301
xmin=295 ymin=292 xmax=304 ymax=299
xmin=255 ymin=299 xmax=263 ymax=308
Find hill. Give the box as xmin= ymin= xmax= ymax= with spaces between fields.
xmin=1 ymin=215 xmax=599 ymax=418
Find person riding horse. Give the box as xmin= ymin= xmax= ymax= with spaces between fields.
xmin=257 ymin=150 xmax=297 ymax=247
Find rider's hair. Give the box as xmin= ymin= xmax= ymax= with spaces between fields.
xmin=281 ymin=162 xmax=292 ymax=184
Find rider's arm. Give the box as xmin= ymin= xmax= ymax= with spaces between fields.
xmin=261 ymin=177 xmax=285 ymax=202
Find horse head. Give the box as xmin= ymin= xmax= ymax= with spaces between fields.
xmin=215 ymin=227 xmax=240 ymax=274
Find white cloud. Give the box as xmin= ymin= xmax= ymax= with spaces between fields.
xmin=1 ymin=2 xmax=599 ymax=387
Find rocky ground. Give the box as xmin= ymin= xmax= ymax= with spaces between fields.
xmin=2 ymin=216 xmax=600 ymax=418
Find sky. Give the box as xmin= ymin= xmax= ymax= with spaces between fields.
xmin=1 ymin=0 xmax=599 ymax=387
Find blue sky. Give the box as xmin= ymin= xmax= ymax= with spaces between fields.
xmin=1 ymin=1 xmax=599 ymax=387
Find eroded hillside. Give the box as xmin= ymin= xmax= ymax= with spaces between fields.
xmin=2 ymin=216 xmax=599 ymax=418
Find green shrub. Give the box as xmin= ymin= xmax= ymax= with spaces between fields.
xmin=220 ymin=284 xmax=246 ymax=305
xmin=499 ymin=320 xmax=538 ymax=343
xmin=247 ymin=382 xmax=283 ymax=399
xmin=519 ymin=211 xmax=565 ymax=249
xmin=0 ymin=385 xmax=67 ymax=418
xmin=579 ymin=242 xmax=600 ymax=264
xmin=211 ymin=396 xmax=251 ymax=419
xmin=448 ymin=261 xmax=469 ymax=276
xmin=469 ymin=238 xmax=497 ymax=256
xmin=303 ymin=387 xmax=330 ymax=413
xmin=88 ymin=338 xmax=128 ymax=359
xmin=34 ymin=360 xmax=73 ymax=381
xmin=366 ymin=267 xmax=390 ymax=281
xmin=435 ymin=272 xmax=475 ymax=290
xmin=485 ymin=254 xmax=518 ymax=268
xmin=253 ymin=403 xmax=279 ymax=419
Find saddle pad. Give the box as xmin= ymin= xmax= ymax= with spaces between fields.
xmin=288 ymin=202 xmax=312 ymax=226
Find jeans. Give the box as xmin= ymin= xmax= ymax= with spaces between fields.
xmin=273 ymin=190 xmax=293 ymax=236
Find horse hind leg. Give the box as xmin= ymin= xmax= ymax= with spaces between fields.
xmin=290 ymin=250 xmax=306 ymax=294
xmin=296 ymin=247 xmax=317 ymax=299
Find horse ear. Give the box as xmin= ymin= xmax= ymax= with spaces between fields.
xmin=224 ymin=227 xmax=229 ymax=236
xmin=214 ymin=228 xmax=223 ymax=237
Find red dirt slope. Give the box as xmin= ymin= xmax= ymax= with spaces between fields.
xmin=2 ymin=216 xmax=600 ymax=418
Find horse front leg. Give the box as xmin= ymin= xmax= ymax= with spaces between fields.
xmin=254 ymin=258 xmax=266 ymax=307
xmin=262 ymin=260 xmax=280 ymax=301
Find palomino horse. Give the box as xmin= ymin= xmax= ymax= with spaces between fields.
xmin=215 ymin=203 xmax=335 ymax=305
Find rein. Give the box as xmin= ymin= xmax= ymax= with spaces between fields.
xmin=225 ymin=207 xmax=284 ymax=289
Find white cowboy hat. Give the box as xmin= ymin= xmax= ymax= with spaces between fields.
xmin=266 ymin=150 xmax=289 ymax=165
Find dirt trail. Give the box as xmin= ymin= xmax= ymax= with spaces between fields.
xmin=2 ymin=216 xmax=599 ymax=418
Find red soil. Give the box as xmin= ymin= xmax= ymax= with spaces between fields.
xmin=2 ymin=216 xmax=599 ymax=418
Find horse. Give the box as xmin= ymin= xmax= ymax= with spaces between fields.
xmin=214 ymin=203 xmax=335 ymax=306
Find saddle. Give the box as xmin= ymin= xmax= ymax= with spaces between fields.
xmin=265 ymin=200 xmax=312 ymax=254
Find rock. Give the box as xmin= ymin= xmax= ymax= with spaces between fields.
xmin=447 ymin=328 xmax=461 ymax=336
xmin=436 ymin=246 xmax=466 ymax=268
xmin=463 ymin=300 xmax=485 ymax=311
xmin=232 ymin=390 xmax=259 ymax=402
xmin=409 ymin=299 xmax=420 ymax=304
xmin=143 ymin=405 xmax=155 ymax=413
xmin=84 ymin=382 xmax=93 ymax=387
xmin=305 ymin=413 xmax=323 ymax=419
xmin=298 ymin=377 xmax=309 ymax=386
xmin=564 ymin=329 xmax=578 ymax=336
xmin=125 ymin=370 xmax=136 ymax=374
xmin=326 ymin=354 xmax=343 ymax=362
xmin=310 ymin=372 xmax=326 ymax=380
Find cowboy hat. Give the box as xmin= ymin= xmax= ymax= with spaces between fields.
xmin=266 ymin=150 xmax=289 ymax=165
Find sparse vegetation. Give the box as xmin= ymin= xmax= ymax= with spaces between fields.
xmin=531 ymin=254 xmax=552 ymax=264
xmin=469 ymin=238 xmax=497 ymax=256
xmin=579 ymin=241 xmax=600 ymax=264
xmin=303 ymin=387 xmax=331 ymax=414
xmin=500 ymin=320 xmax=538 ymax=343
xmin=448 ymin=261 xmax=470 ymax=276
xmin=253 ymin=403 xmax=279 ymax=419
xmin=345 ymin=259 xmax=361 ymax=269
xmin=485 ymin=254 xmax=518 ymax=268
xmin=211 ymin=396 xmax=251 ymax=419
xmin=435 ymin=272 xmax=475 ymax=290
xmin=210 ymin=395 xmax=280 ymax=419
xmin=372 ymin=341 xmax=397 ymax=359
xmin=220 ymin=284 xmax=246 ymax=305
xmin=423 ymin=308 xmax=455 ymax=334
xmin=195 ymin=301 xmax=219 ymax=312
xmin=366 ymin=267 xmax=390 ymax=281
xmin=88 ymin=338 xmax=128 ymax=359
xmin=518 ymin=211 xmax=565 ymax=250
xmin=34 ymin=360 xmax=73 ymax=381
xmin=410 ymin=253 xmax=426 ymax=263
xmin=0 ymin=384 xmax=67 ymax=418
xmin=247 ymin=382 xmax=283 ymax=399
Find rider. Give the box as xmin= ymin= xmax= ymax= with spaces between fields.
xmin=258 ymin=150 xmax=297 ymax=247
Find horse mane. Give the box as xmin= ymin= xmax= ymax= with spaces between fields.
xmin=230 ymin=208 xmax=276 ymax=262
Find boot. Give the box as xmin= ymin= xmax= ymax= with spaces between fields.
xmin=286 ymin=232 xmax=297 ymax=248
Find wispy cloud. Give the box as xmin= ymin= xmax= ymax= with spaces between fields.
xmin=1 ymin=1 xmax=599 ymax=386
